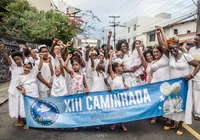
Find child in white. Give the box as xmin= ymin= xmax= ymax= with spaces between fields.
xmin=0 ymin=44 xmax=24 ymax=126
xmin=51 ymin=55 xmax=68 ymax=97
xmin=109 ymin=51 xmax=129 ymax=132
xmin=90 ymin=52 xmax=111 ymax=92
xmin=37 ymin=46 xmax=54 ymax=98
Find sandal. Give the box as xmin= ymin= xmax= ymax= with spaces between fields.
xmin=121 ymin=125 xmax=127 ymax=132
xmin=164 ymin=120 xmax=176 ymax=130
xmin=164 ymin=124 xmax=176 ymax=130
xmin=14 ymin=120 xmax=21 ymax=127
xmin=74 ymin=128 xmax=78 ymax=131
xmin=194 ymin=116 xmax=200 ymax=121
xmin=176 ymin=129 xmax=183 ymax=136
xmin=18 ymin=121 xmax=24 ymax=127
xmin=95 ymin=126 xmax=100 ymax=130
xmin=23 ymin=125 xmax=29 ymax=130
xmin=150 ymin=118 xmax=156 ymax=125
xmin=110 ymin=124 xmax=116 ymax=130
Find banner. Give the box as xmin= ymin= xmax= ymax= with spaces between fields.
xmin=24 ymin=78 xmax=188 ymax=128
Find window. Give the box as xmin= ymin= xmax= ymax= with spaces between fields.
xmin=133 ymin=24 xmax=137 ymax=31
xmin=187 ymin=30 xmax=191 ymax=34
xmin=174 ymin=29 xmax=178 ymax=34
xmin=128 ymin=27 xmax=130 ymax=33
xmin=128 ymin=38 xmax=130 ymax=43
xmin=150 ymin=33 xmax=155 ymax=42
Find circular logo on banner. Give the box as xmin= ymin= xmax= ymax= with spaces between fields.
xmin=30 ymin=100 xmax=59 ymax=126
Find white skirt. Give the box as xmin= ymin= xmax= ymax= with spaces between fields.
xmin=164 ymin=80 xmax=193 ymax=124
xmin=9 ymin=93 xmax=25 ymax=118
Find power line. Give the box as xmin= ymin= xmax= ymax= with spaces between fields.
xmin=109 ymin=16 xmax=121 ymax=48
xmin=119 ymin=0 xmax=145 ymax=16
xmin=116 ymin=2 xmax=195 ymax=35
xmin=119 ymin=10 xmax=196 ymax=39
xmin=114 ymin=0 xmax=134 ymax=14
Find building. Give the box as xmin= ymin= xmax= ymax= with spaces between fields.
xmin=75 ymin=35 xmax=101 ymax=48
xmin=116 ymin=12 xmax=196 ymax=48
xmin=145 ymin=19 xmax=196 ymax=48
xmin=28 ymin=0 xmax=58 ymax=11
xmin=116 ymin=13 xmax=172 ymax=47
xmin=29 ymin=0 xmax=68 ymax=12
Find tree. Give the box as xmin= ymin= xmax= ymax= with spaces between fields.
xmin=0 ymin=0 xmax=76 ymax=45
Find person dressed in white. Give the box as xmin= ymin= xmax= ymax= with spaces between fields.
xmin=37 ymin=45 xmax=54 ymax=98
xmin=0 ymin=44 xmax=24 ymax=127
xmin=51 ymin=55 xmax=68 ymax=97
xmin=156 ymin=27 xmax=200 ymax=135
xmin=108 ymin=51 xmax=129 ymax=132
xmin=90 ymin=50 xmax=111 ymax=92
xmin=148 ymin=27 xmax=171 ymax=125
xmin=115 ymin=40 xmax=142 ymax=88
xmin=188 ymin=35 xmax=200 ymax=121
xmin=163 ymin=37 xmax=200 ymax=135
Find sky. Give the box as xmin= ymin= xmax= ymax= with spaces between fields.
xmin=64 ymin=0 xmax=196 ymax=40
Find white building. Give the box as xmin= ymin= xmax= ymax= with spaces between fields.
xmin=75 ymin=36 xmax=101 ymax=48
xmin=145 ymin=19 xmax=196 ymax=48
xmin=28 ymin=0 xmax=58 ymax=11
xmin=116 ymin=13 xmax=196 ymax=48
xmin=57 ymin=0 xmax=68 ymax=13
xmin=116 ymin=13 xmax=171 ymax=47
xmin=29 ymin=0 xmax=68 ymax=13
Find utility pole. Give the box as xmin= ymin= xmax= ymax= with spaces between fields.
xmin=109 ymin=16 xmax=120 ymax=48
xmin=196 ymin=0 xmax=200 ymax=33
xmin=109 ymin=16 xmax=126 ymax=48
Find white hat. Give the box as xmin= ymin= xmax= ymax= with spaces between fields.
xmin=38 ymin=45 xmax=47 ymax=50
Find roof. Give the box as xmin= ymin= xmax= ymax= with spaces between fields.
xmin=144 ymin=18 xmax=196 ymax=34
xmin=164 ymin=19 xmax=196 ymax=28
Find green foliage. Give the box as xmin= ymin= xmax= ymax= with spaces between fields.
xmin=0 ymin=0 xmax=76 ymax=45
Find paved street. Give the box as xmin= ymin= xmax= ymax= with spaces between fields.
xmin=0 ymin=101 xmax=200 ymax=140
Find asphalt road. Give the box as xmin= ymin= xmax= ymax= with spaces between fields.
xmin=0 ymin=102 xmax=199 ymax=140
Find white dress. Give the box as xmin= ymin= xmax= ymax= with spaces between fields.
xmin=111 ymin=75 xmax=125 ymax=90
xmin=8 ymin=63 xmax=24 ymax=118
xmin=91 ymin=71 xmax=108 ymax=92
xmin=189 ymin=47 xmax=200 ymax=117
xmin=18 ymin=72 xmax=39 ymax=118
xmin=51 ymin=75 xmax=68 ymax=97
xmin=37 ymin=62 xmax=53 ymax=98
xmin=151 ymin=54 xmax=170 ymax=83
xmin=164 ymin=53 xmax=194 ymax=124
xmin=122 ymin=52 xmax=141 ymax=87
xmin=19 ymin=72 xmax=39 ymax=98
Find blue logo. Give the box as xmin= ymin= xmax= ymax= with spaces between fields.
xmin=30 ymin=100 xmax=59 ymax=126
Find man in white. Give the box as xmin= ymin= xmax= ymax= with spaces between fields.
xmin=189 ymin=35 xmax=200 ymax=120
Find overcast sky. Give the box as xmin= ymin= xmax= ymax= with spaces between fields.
xmin=64 ymin=0 xmax=196 ymax=39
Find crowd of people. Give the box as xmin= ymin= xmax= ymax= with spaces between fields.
xmin=0 ymin=27 xmax=200 ymax=135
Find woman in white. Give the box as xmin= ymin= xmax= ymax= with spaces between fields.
xmin=189 ymin=35 xmax=200 ymax=121
xmin=148 ymin=27 xmax=171 ymax=125
xmin=116 ymin=40 xmax=142 ymax=87
xmin=156 ymin=28 xmax=200 ymax=135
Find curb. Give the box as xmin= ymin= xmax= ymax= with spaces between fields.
xmin=0 ymin=98 xmax=8 ymax=106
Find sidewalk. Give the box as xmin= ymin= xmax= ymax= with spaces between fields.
xmin=0 ymin=81 xmax=9 ymax=105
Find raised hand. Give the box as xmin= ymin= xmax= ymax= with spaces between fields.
xmin=57 ymin=55 xmax=62 ymax=61
xmin=53 ymin=38 xmax=59 ymax=44
xmin=66 ymin=42 xmax=72 ymax=47
xmin=108 ymin=31 xmax=112 ymax=37
xmin=67 ymin=54 xmax=72 ymax=60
